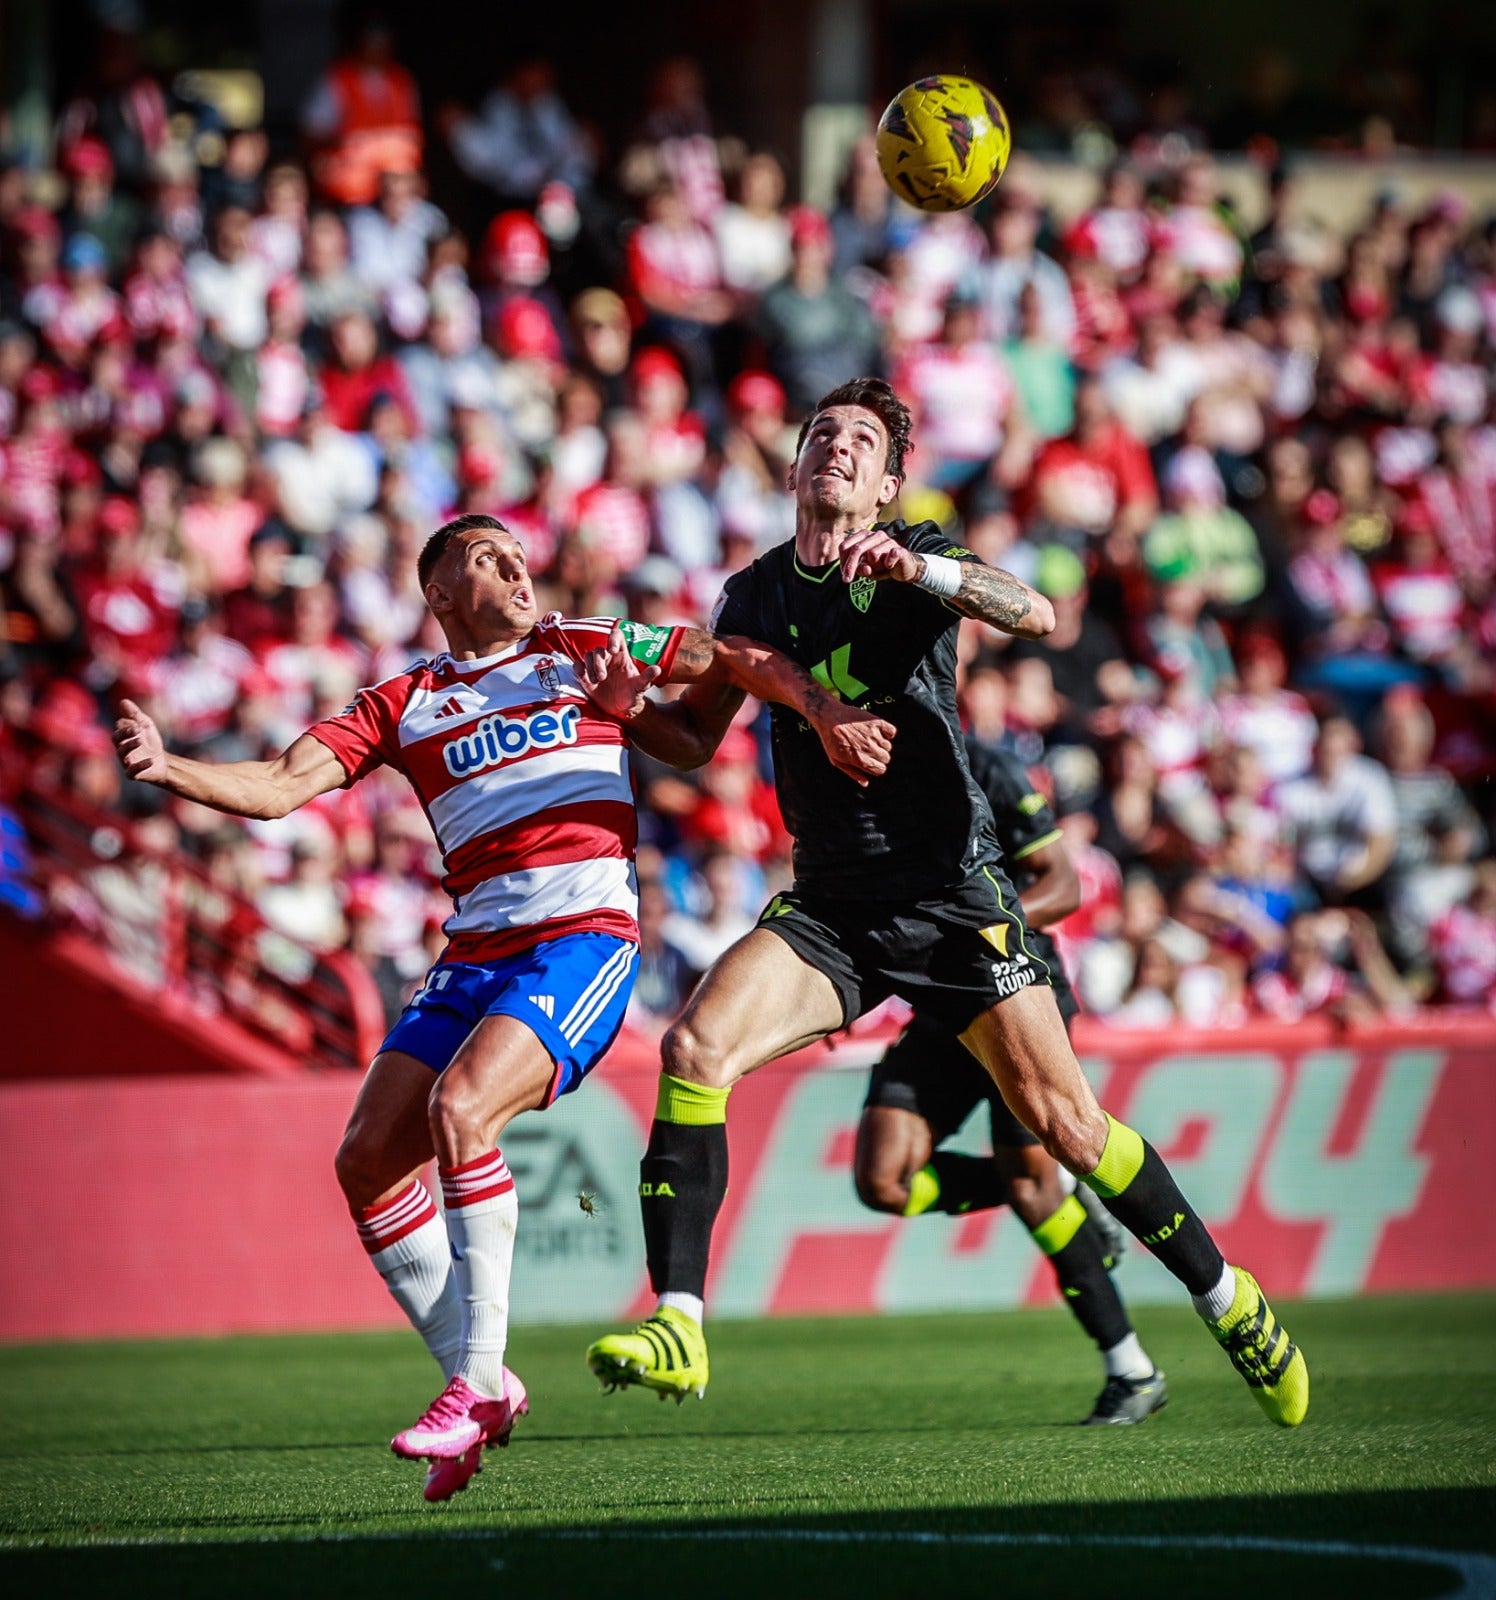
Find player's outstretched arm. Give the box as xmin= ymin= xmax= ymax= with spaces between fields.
xmin=670 ymin=628 xmax=896 ymax=786
xmin=626 ymin=680 xmax=748 ymax=773
xmin=113 ymin=698 xmax=348 ymax=820
xmin=578 ymin=625 xmax=895 ymax=785
xmin=838 ymin=529 xmax=1055 ymax=638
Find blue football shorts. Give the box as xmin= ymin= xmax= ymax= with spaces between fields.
xmin=381 ymin=932 xmax=638 ymax=1103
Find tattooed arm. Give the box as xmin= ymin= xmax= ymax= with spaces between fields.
xmin=837 ymin=528 xmax=1056 ymax=639
xmin=577 ymin=625 xmax=897 ymax=785
xmin=941 ymin=558 xmax=1054 ymax=636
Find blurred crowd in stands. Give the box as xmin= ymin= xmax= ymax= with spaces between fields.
xmin=0 ymin=18 xmax=1493 ymax=1045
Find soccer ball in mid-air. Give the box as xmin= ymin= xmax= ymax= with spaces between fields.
xmin=875 ymin=75 xmax=1011 ymax=212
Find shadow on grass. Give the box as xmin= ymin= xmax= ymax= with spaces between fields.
xmin=0 ymin=1414 xmax=1097 ymax=1466
xmin=4 ymin=1490 xmax=1494 ymax=1600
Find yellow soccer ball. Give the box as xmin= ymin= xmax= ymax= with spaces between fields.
xmin=876 ymin=75 xmax=1012 ymax=213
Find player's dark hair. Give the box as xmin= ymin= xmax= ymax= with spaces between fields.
xmin=418 ymin=513 xmax=510 ymax=589
xmin=795 ymin=377 xmax=913 ymax=483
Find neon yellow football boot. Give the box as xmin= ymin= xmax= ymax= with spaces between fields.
xmin=1209 ymin=1267 xmax=1310 ymax=1426
xmin=586 ymin=1307 xmax=709 ymax=1402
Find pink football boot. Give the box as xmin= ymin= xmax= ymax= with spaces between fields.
xmin=393 ymin=1368 xmax=521 ymax=1462
xmin=418 ymin=1368 xmax=529 ymax=1503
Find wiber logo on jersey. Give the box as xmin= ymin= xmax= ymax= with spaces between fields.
xmin=442 ymin=704 xmax=583 ymax=777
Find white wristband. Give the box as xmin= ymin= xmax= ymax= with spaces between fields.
xmin=912 ymin=552 xmax=963 ymax=599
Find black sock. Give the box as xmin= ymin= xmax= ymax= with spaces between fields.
xmin=905 ymin=1151 xmax=1009 ymax=1215
xmin=1030 ymin=1200 xmax=1134 ymax=1354
xmin=1083 ymin=1115 xmax=1225 ymax=1297
xmin=639 ymin=1075 xmax=730 ymax=1301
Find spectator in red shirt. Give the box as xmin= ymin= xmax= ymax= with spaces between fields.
xmin=1373 ymin=500 xmax=1474 ymax=681
xmin=681 ymin=726 xmax=787 ymax=865
xmin=316 ymin=308 xmax=420 ymax=437
xmin=221 ymin=523 xmax=293 ymax=653
xmin=1023 ymin=374 xmax=1157 ymax=553
xmin=628 ymin=176 xmax=732 ymax=401
xmin=73 ymin=495 xmax=179 ymax=684
xmin=1253 ymin=909 xmax=1411 ymax=1021
xmin=258 ymin=579 xmax=366 ymax=738
xmin=123 ymin=227 xmax=198 ymax=346
xmin=254 ymin=277 xmax=312 ymax=439
xmin=568 ymin=411 xmax=653 ymax=577
xmin=1065 ymin=163 xmax=1151 ymax=285
xmin=151 ymin=597 xmax=256 ymax=752
xmin=31 ymin=233 xmax=125 ymax=370
xmin=1420 ymin=417 xmax=1496 ymax=602
xmin=630 ymin=346 xmax=706 ymax=487
xmin=479 ymin=210 xmax=569 ymax=364
xmin=178 ymin=438 xmax=264 ymax=596
xmin=894 ymin=288 xmax=1027 ymax=493
xmin=1428 ymin=861 xmax=1496 ymax=1008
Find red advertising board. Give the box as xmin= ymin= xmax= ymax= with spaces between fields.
xmin=4 ymin=1017 xmax=1494 ymax=1343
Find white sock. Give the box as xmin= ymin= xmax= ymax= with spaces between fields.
xmin=1102 ymin=1332 xmax=1155 ymax=1381
xmin=440 ymin=1150 xmax=519 ymax=1399
xmin=355 ymin=1180 xmax=461 ymax=1378
xmin=657 ymin=1291 xmax=704 ymax=1326
xmin=1191 ymin=1262 xmax=1238 ymax=1322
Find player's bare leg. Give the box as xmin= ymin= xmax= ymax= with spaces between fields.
xmin=853 ymin=1105 xmax=935 ymax=1214
xmin=961 ymin=984 xmax=1308 ymax=1426
xmin=394 ymin=1016 xmax=553 ymax=1465
xmin=854 ymin=1101 xmax=1162 ymax=1421
xmin=588 ymin=930 xmax=846 ymax=1398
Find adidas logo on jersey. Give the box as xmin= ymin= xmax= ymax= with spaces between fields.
xmin=433 ymin=696 xmax=468 ymax=720
xmin=442 ymin=704 xmax=584 ymax=777
xmin=529 ymin=994 xmax=555 ymax=1018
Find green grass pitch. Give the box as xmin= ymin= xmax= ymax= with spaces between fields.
xmin=2 ymin=1294 xmax=1494 ymax=1599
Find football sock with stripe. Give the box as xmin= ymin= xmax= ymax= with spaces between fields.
xmin=902 ymin=1151 xmax=1007 ymax=1216
xmin=1081 ymin=1113 xmax=1225 ymax=1296
xmin=1029 ymin=1195 xmax=1138 ymax=1359
xmin=354 ymin=1180 xmax=461 ymax=1378
xmin=640 ymin=1074 xmax=731 ymax=1304
xmin=440 ymin=1150 xmax=519 ymax=1399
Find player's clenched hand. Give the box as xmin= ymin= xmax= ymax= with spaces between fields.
xmin=113 ymin=698 xmax=168 ymax=783
xmin=811 ymin=701 xmax=896 ymax=786
xmin=838 ymin=528 xmax=921 ymax=585
xmin=577 ymin=625 xmax=660 ymax=721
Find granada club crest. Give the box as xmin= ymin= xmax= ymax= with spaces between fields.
xmin=850 ymin=576 xmax=876 ymax=613
xmin=535 ymin=655 xmax=561 ymax=694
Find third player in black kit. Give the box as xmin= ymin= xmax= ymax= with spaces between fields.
xmin=856 ymin=737 xmax=1166 ymax=1425
xmin=582 ymin=378 xmax=1309 ymax=1431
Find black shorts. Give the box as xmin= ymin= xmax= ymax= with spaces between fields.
xmin=862 ymin=946 xmax=1077 ymax=1149
xmin=757 ymin=856 xmax=1051 ymax=1034
xmin=864 ymin=1015 xmax=1039 ymax=1147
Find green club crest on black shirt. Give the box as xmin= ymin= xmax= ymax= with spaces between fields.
xmin=711 ymin=520 xmax=1005 ymax=900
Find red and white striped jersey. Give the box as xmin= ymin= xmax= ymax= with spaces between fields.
xmin=307 ymin=612 xmax=685 ymax=963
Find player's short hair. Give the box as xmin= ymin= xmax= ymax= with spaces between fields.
xmin=795 ymin=377 xmax=913 ymax=484
xmin=418 ymin=513 xmax=511 ymax=589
